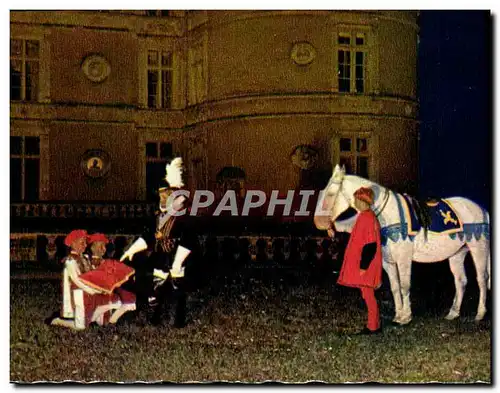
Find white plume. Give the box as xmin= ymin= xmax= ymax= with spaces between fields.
xmin=165 ymin=157 xmax=184 ymax=188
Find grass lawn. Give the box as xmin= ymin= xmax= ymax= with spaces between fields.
xmin=10 ymin=267 xmax=491 ymax=383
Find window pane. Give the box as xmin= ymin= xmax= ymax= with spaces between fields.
xmin=339 ymin=78 xmax=350 ymax=93
xmin=146 ymin=161 xmax=167 ymax=201
xmin=162 ymin=52 xmax=172 ymax=67
xmin=10 ymin=158 xmax=22 ymax=202
xmin=26 ymin=40 xmax=40 ymax=58
xmin=10 ymin=60 xmax=22 ymax=101
xmin=339 ymin=156 xmax=353 ymax=174
xmin=10 ymin=39 xmax=22 ymax=56
xmin=338 ymin=50 xmax=351 ymax=66
xmin=338 ymin=50 xmax=351 ymax=93
xmin=355 ymin=52 xmax=364 ymax=93
xmin=355 ymin=51 xmax=364 ymax=66
xmin=25 ymin=136 xmax=40 ymax=155
xmin=147 ymin=71 xmax=158 ymax=108
xmin=160 ymin=143 xmax=172 ymax=159
xmin=24 ymin=158 xmax=40 ymax=201
xmin=356 ymin=138 xmax=368 ymax=153
xmin=356 ymin=156 xmax=369 ymax=178
xmin=25 ymin=61 xmax=39 ymax=102
xmin=146 ymin=142 xmax=158 ymax=158
xmin=355 ymin=77 xmax=364 ymax=94
xmin=340 ymin=138 xmax=352 ymax=152
xmin=161 ymin=70 xmax=172 ymax=108
xmin=356 ymin=35 xmax=365 ymax=46
xmin=338 ymin=35 xmax=350 ymax=45
xmin=10 ymin=136 xmax=22 ymax=155
xmin=148 ymin=50 xmax=159 ymax=66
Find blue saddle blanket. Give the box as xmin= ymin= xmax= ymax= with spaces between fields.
xmin=400 ymin=195 xmax=463 ymax=235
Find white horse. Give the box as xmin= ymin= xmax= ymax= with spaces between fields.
xmin=314 ymin=165 xmax=491 ymax=325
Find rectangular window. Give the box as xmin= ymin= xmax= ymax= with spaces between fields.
xmin=339 ymin=136 xmax=370 ymax=178
xmin=10 ymin=136 xmax=40 ymax=201
xmin=147 ymin=50 xmax=173 ymax=109
xmin=337 ymin=32 xmax=366 ymax=94
xmin=10 ymin=39 xmax=40 ymax=102
xmin=145 ymin=142 xmax=173 ymax=201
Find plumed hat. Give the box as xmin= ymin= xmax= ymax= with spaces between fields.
xmin=354 ymin=187 xmax=375 ymax=205
xmin=88 ymin=233 xmax=109 ymax=244
xmin=64 ymin=229 xmax=88 ymax=247
xmin=165 ymin=157 xmax=184 ymax=188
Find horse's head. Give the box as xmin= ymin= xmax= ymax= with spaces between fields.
xmin=314 ymin=164 xmax=352 ymax=230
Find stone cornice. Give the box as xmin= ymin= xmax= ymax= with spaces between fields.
xmin=11 ymin=94 xmax=418 ymax=129
xmin=10 ymin=102 xmax=185 ymax=129
xmin=10 ymin=11 xmax=184 ymax=37
xmin=184 ymin=93 xmax=419 ymax=126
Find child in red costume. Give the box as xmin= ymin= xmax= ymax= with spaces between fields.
xmin=49 ymin=230 xmax=122 ymax=330
xmin=88 ymin=233 xmax=136 ymax=324
xmin=336 ymin=187 xmax=383 ymax=334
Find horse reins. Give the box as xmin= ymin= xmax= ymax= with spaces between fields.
xmin=373 ymin=188 xmax=390 ymax=218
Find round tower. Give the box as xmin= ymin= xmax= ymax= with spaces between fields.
xmin=188 ymin=10 xmax=419 ymax=193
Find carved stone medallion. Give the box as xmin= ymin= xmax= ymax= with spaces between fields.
xmin=81 ymin=149 xmax=111 ymax=178
xmin=82 ymin=54 xmax=111 ymax=83
xmin=291 ymin=42 xmax=316 ymax=65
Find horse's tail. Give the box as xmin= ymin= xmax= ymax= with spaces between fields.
xmin=488 ymin=251 xmax=491 ymax=290
xmin=412 ymin=197 xmax=433 ymax=240
xmin=486 ymin=210 xmax=491 ymax=290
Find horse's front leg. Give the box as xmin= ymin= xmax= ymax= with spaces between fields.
xmin=383 ymin=259 xmax=404 ymax=324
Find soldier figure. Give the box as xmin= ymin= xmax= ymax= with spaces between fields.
xmin=151 ymin=157 xmax=191 ymax=328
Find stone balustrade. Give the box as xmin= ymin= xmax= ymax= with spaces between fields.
xmin=10 ymin=202 xmax=157 ymax=219
xmin=10 ymin=232 xmax=341 ymax=267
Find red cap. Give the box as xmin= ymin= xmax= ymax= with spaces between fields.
xmin=88 ymin=233 xmax=109 ymax=244
xmin=354 ymin=187 xmax=374 ymax=205
xmin=64 ymin=229 xmax=88 ymax=247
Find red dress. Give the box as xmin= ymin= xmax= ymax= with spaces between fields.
xmin=337 ymin=210 xmax=382 ymax=289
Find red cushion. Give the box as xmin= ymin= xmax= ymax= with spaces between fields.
xmin=79 ymin=259 xmax=135 ymax=294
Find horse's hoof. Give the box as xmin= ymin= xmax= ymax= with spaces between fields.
xmin=474 ymin=315 xmax=486 ymax=322
xmin=396 ymin=317 xmax=412 ymax=326
xmin=445 ymin=312 xmax=459 ymax=321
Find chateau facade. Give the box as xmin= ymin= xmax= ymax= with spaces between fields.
xmin=10 ymin=10 xmax=419 ymax=205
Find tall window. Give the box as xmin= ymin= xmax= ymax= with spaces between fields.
xmin=147 ymin=50 xmax=173 ymax=109
xmin=337 ymin=32 xmax=366 ymax=94
xmin=145 ymin=142 xmax=173 ymax=201
xmin=10 ymin=136 xmax=40 ymax=202
xmin=339 ymin=136 xmax=370 ymax=178
xmin=10 ymin=39 xmax=40 ymax=101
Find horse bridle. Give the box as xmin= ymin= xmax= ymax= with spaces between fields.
xmin=373 ymin=187 xmax=390 ymax=218
xmin=331 ymin=178 xmax=390 ymax=218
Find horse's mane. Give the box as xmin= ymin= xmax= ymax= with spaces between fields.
xmin=405 ymin=195 xmax=435 ymax=240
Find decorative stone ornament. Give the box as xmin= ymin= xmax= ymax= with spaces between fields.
xmin=81 ymin=54 xmax=111 ymax=83
xmin=81 ymin=149 xmax=111 ymax=178
xmin=290 ymin=42 xmax=316 ymax=65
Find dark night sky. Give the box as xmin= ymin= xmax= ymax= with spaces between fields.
xmin=418 ymin=10 xmax=492 ymax=210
